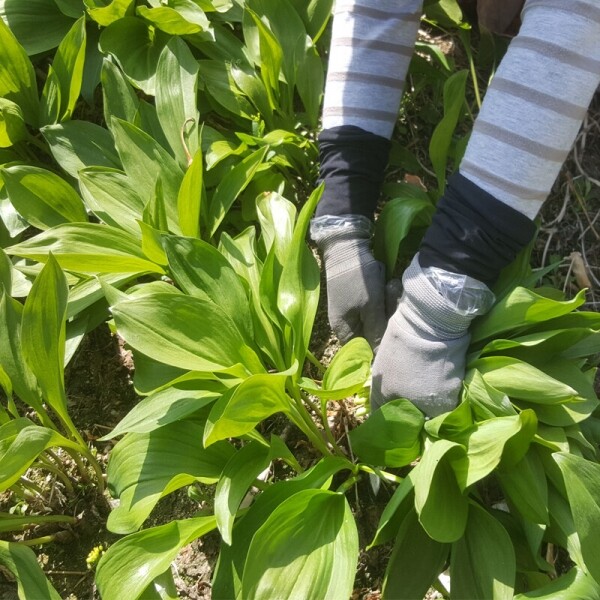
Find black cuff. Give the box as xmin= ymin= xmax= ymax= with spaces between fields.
xmin=315 ymin=125 xmax=391 ymax=220
xmin=418 ymin=172 xmax=537 ymax=286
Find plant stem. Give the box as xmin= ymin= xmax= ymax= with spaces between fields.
xmin=20 ymin=534 xmax=62 ymax=546
xmin=306 ymin=350 xmax=325 ymax=374
xmin=459 ymin=28 xmax=482 ymax=110
xmin=358 ymin=465 xmax=403 ymax=485
xmin=33 ymin=458 xmax=74 ymax=493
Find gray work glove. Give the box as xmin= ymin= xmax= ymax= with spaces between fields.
xmin=311 ymin=215 xmax=387 ymax=350
xmin=371 ymin=253 xmax=495 ymax=417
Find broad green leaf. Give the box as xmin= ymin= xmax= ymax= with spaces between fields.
xmin=40 ymin=16 xmax=86 ymax=123
xmin=0 ymin=17 xmax=39 ymax=125
xmin=464 ymin=410 xmax=537 ymax=487
xmin=382 ymin=508 xmax=449 ymax=600
xmin=0 ymin=418 xmax=81 ymax=490
xmin=0 ymin=99 xmax=27 ymax=147
xmin=79 ymin=167 xmax=144 ymax=236
xmin=473 ymin=356 xmax=581 ymax=403
xmin=41 ymin=121 xmax=121 ymax=179
xmin=85 ymin=0 xmax=135 ymax=26
xmin=207 ymin=146 xmax=269 ymax=237
xmin=296 ymin=39 xmax=323 ymax=127
xmin=498 ymin=450 xmax=548 ymax=524
xmin=212 ymin=456 xmax=352 ymax=599
xmin=96 ymin=516 xmax=217 ymax=600
xmin=105 ymin=386 xmax=220 ymax=438
xmin=277 ymin=185 xmax=322 ymax=367
xmin=1 ymin=165 xmax=87 ymax=229
xmin=349 ymin=399 xmax=424 ymax=468
xmin=425 ymin=0 xmax=463 ymax=26
xmin=111 ymin=292 xmax=263 ymax=374
xmin=321 ymin=337 xmax=372 ymax=397
xmin=0 ymin=0 xmax=73 ymax=56
xmin=0 ymin=541 xmax=61 ymax=600
xmin=20 ymin=256 xmax=71 ymax=422
xmin=110 ymin=117 xmax=184 ymax=230
xmin=464 ymin=369 xmax=517 ymax=419
xmin=39 ymin=67 xmax=62 ymax=126
xmin=256 ymin=191 xmax=296 ymax=263
xmin=244 ymin=9 xmax=282 ymax=110
xmin=156 ymin=37 xmax=200 ymax=166
xmin=451 ymin=502 xmax=515 ymax=600
xmin=101 ymin=59 xmax=139 ymax=125
xmin=429 ymin=70 xmax=468 ymax=193
xmin=163 ymin=235 xmax=253 ymax=341
xmin=424 ymin=399 xmax=474 ymax=440
xmin=99 ymin=17 xmax=168 ymax=94
xmin=216 ymin=440 xmax=271 ymax=545
xmin=373 ymin=195 xmax=435 ymax=277
xmin=515 ymin=568 xmax=600 ymax=600
xmin=7 ymin=223 xmax=163 ymax=274
xmin=471 ymin=287 xmax=586 ymax=344
xmin=242 ymin=489 xmax=358 ymax=600
xmin=177 ymin=149 xmax=203 ymax=237
xmin=554 ymin=452 xmax=600 ymax=583
xmin=370 ymin=473 xmax=415 ymax=548
xmin=287 ymin=0 xmax=333 ymax=41
xmin=107 ymin=420 xmax=234 ymax=533
xmin=518 ymin=360 xmax=599 ymax=426
xmin=415 ymin=439 xmax=468 ymax=542
xmin=204 ymin=372 xmax=290 ymax=446
xmin=137 ymin=2 xmax=211 ymax=35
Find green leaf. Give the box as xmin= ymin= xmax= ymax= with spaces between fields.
xmin=498 ymin=450 xmax=548 ymax=524
xmin=41 ymin=121 xmax=121 ymax=179
xmin=7 ymin=223 xmax=163 ymax=274
xmin=0 ymin=17 xmax=39 ymax=125
xmin=349 ymin=399 xmax=424 ymax=468
xmin=163 ymin=235 xmax=253 ymax=342
xmin=0 ymin=0 xmax=73 ymax=55
xmin=473 ymin=356 xmax=581 ymax=404
xmin=40 ymin=16 xmax=86 ymax=123
xmin=177 ymin=149 xmax=203 ymax=237
xmin=212 ymin=456 xmax=352 ymax=599
xmin=277 ymin=185 xmax=322 ymax=366
xmin=0 ymin=418 xmax=80 ymax=490
xmin=79 ymin=167 xmax=144 ymax=236
xmin=244 ymin=9 xmax=283 ymax=110
xmin=451 ymin=502 xmax=516 ymax=600
xmin=429 ymin=69 xmax=468 ymax=193
xmin=85 ymin=0 xmax=135 ymax=26
xmin=110 ymin=117 xmax=184 ymax=230
xmin=107 ymin=420 xmax=234 ymax=533
xmin=101 ymin=59 xmax=139 ymax=125
xmin=0 ymin=540 xmax=61 ymax=600
xmin=554 ymin=452 xmax=600 ymax=583
xmin=105 ymin=386 xmax=220 ymax=438
xmin=424 ymin=399 xmax=474 ymax=440
xmin=20 ymin=255 xmax=71 ymax=423
xmin=415 ymin=439 xmax=469 ymax=542
xmin=207 ymin=146 xmax=269 ymax=237
xmin=472 ymin=287 xmax=586 ymax=344
xmin=464 ymin=369 xmax=517 ymax=419
xmin=39 ymin=67 xmax=62 ymax=126
xmin=111 ymin=291 xmax=263 ymax=374
xmin=99 ymin=17 xmax=168 ymax=95
xmin=287 ymin=0 xmax=333 ymax=41
xmin=321 ymin=337 xmax=372 ymax=397
xmin=96 ymin=516 xmax=217 ymax=599
xmin=137 ymin=2 xmax=211 ymax=35
xmin=464 ymin=410 xmax=537 ymax=487
xmin=204 ymin=372 xmax=290 ymax=446
xmin=515 ymin=568 xmax=600 ymax=600
xmin=382 ymin=508 xmax=449 ymax=600
xmin=155 ymin=37 xmax=200 ymax=166
xmin=1 ymin=165 xmax=87 ymax=229
xmin=373 ymin=195 xmax=435 ymax=277
xmin=0 ymin=98 xmax=27 ymax=147
xmin=241 ymin=489 xmax=358 ymax=600
xmin=216 ymin=440 xmax=270 ymax=545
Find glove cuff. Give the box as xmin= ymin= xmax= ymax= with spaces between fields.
xmin=400 ymin=254 xmax=495 ymax=338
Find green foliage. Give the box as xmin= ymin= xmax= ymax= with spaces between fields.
xmin=1 ymin=1 xmax=600 ymax=598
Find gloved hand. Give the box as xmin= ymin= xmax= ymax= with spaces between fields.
xmin=370 ymin=254 xmax=495 ymax=417
xmin=311 ymin=215 xmax=387 ymax=350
